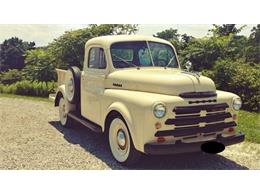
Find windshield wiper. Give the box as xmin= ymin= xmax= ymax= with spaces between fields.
xmin=164 ymin=56 xmax=176 ymax=69
xmin=112 ymin=54 xmax=140 ymax=69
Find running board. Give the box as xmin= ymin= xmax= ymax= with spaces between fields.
xmin=67 ymin=112 xmax=102 ymax=133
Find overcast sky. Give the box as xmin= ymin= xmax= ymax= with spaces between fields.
xmin=0 ymin=24 xmax=255 ymax=47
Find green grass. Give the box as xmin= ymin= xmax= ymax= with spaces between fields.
xmin=237 ymin=110 xmax=260 ymax=143
xmin=0 ymin=93 xmax=50 ymax=102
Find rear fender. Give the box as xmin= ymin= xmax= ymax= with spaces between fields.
xmin=54 ymin=84 xmax=76 ymax=113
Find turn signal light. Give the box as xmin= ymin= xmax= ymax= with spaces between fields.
xmin=157 ymin=137 xmax=165 ymax=143
xmin=232 ymin=114 xmax=237 ymax=120
xmin=155 ymin=122 xmax=162 ymax=129
xmin=228 ymin=128 xmax=234 ymax=132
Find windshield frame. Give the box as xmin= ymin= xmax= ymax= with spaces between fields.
xmin=109 ymin=40 xmax=180 ymax=70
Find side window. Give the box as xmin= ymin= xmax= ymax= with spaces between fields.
xmin=88 ymin=47 xmax=106 ymax=69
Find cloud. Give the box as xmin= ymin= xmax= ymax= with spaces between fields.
xmin=0 ymin=24 xmax=87 ymax=46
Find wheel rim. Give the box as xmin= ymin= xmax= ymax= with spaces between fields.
xmin=117 ymin=129 xmax=127 ymax=150
xmin=109 ymin=118 xmax=130 ymax=162
xmin=59 ymin=98 xmax=67 ymax=126
xmin=68 ymin=79 xmax=74 ymax=93
xmin=66 ymin=71 xmax=75 ymax=102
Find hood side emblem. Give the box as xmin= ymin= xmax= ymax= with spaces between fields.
xmin=113 ymin=83 xmax=122 ymax=87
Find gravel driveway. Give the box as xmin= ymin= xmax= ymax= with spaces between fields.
xmin=0 ymin=97 xmax=259 ymax=170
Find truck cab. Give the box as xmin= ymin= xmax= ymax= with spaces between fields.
xmin=54 ymin=35 xmax=244 ymax=165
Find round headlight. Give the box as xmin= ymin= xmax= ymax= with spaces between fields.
xmin=153 ymin=103 xmax=166 ymax=118
xmin=233 ymin=98 xmax=242 ymax=111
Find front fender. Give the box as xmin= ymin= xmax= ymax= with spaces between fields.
xmin=105 ymin=101 xmax=142 ymax=151
xmin=102 ymin=89 xmax=180 ymax=153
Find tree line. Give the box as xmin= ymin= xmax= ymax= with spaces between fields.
xmin=0 ymin=24 xmax=259 ymax=111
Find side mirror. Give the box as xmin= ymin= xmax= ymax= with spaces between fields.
xmin=185 ymin=61 xmax=192 ymax=72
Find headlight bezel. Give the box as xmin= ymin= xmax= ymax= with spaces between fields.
xmin=232 ymin=97 xmax=242 ymax=111
xmin=153 ymin=103 xmax=167 ymax=118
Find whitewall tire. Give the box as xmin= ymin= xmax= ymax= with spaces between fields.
xmin=59 ymin=97 xmax=73 ymax=127
xmin=108 ymin=116 xmax=141 ymax=166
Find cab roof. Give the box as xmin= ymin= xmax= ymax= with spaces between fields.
xmin=85 ymin=35 xmax=172 ymax=49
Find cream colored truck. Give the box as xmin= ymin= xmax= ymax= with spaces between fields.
xmin=54 ymin=35 xmax=244 ymax=165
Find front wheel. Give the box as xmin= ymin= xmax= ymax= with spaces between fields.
xmin=59 ymin=97 xmax=73 ymax=127
xmin=108 ymin=116 xmax=141 ymax=166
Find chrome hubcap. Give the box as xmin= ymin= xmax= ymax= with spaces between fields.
xmin=68 ymin=79 xmax=74 ymax=93
xmin=117 ymin=129 xmax=126 ymax=149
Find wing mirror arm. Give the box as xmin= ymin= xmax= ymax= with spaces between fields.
xmin=185 ymin=61 xmax=192 ymax=72
xmin=183 ymin=61 xmax=201 ymax=77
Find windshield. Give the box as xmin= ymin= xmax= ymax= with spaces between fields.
xmin=110 ymin=41 xmax=178 ymax=69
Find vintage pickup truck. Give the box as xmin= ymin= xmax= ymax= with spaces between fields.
xmin=54 ymin=35 xmax=244 ymax=165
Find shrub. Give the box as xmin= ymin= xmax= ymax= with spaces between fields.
xmin=207 ymin=59 xmax=260 ymax=111
xmin=0 ymin=69 xmax=24 ymax=84
xmin=0 ymin=80 xmax=57 ymax=97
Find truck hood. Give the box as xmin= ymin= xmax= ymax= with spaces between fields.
xmin=106 ymin=68 xmax=216 ymax=96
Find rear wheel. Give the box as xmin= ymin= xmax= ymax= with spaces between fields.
xmin=59 ymin=97 xmax=73 ymax=127
xmin=108 ymin=116 xmax=141 ymax=166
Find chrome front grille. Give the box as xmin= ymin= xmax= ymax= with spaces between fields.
xmin=188 ymin=99 xmax=217 ymax=104
xmin=155 ymin=103 xmax=236 ymax=138
xmin=172 ymin=103 xmax=228 ymax=115
xmin=165 ymin=112 xmax=232 ymax=126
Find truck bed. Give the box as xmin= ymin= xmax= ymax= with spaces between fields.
xmin=56 ymin=68 xmax=67 ymax=86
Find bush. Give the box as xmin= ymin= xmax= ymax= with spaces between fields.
xmin=0 ymin=80 xmax=57 ymax=97
xmin=0 ymin=69 xmax=24 ymax=84
xmin=0 ymin=83 xmax=17 ymax=94
xmin=206 ymin=60 xmax=260 ymax=111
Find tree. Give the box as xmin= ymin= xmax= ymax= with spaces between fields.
xmin=89 ymin=24 xmax=138 ymax=35
xmin=180 ymin=34 xmax=243 ymax=70
xmin=244 ymin=24 xmax=260 ymax=63
xmin=48 ymin=24 xmax=138 ymax=69
xmin=181 ymin=33 xmax=194 ymax=49
xmin=0 ymin=37 xmax=35 ymax=71
xmin=23 ymin=49 xmax=56 ymax=82
xmin=154 ymin=28 xmax=180 ymax=41
xmin=249 ymin=24 xmax=260 ymax=43
xmin=209 ymin=24 xmax=245 ymax=37
xmin=154 ymin=28 xmax=183 ymax=52
xmin=181 ymin=33 xmax=194 ymax=44
xmin=180 ymin=37 xmax=221 ymax=70
xmin=48 ymin=28 xmax=93 ymax=69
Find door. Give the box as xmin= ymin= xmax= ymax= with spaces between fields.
xmin=81 ymin=46 xmax=107 ymax=124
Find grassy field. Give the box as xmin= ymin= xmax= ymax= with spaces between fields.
xmin=0 ymin=93 xmax=50 ymax=102
xmin=237 ymin=110 xmax=260 ymax=143
xmin=0 ymin=93 xmax=259 ymax=143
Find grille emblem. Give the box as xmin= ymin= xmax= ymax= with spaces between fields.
xmin=200 ymin=110 xmax=207 ymax=117
xmin=199 ymin=122 xmax=206 ymax=127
